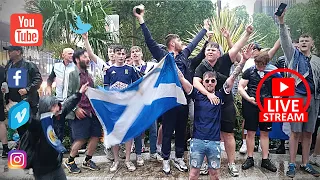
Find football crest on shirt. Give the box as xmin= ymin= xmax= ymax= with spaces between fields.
xmin=111 ymin=70 xmax=116 ymax=74
xmin=125 ymin=69 xmax=129 ymax=74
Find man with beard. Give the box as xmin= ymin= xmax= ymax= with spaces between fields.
xmin=193 ymin=25 xmax=254 ymax=177
xmin=46 ymin=48 xmax=75 ymax=141
xmin=133 ymin=4 xmax=209 ymax=174
xmin=64 ymin=49 xmax=101 ymax=173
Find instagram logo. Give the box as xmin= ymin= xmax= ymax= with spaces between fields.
xmin=8 ymin=150 xmax=27 ymax=169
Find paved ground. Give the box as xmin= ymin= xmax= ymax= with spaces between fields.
xmin=0 ymin=145 xmax=319 ymax=180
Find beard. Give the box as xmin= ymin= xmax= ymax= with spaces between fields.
xmin=79 ymin=61 xmax=88 ymax=69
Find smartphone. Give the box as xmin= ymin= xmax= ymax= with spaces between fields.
xmin=275 ymin=3 xmax=287 ymax=16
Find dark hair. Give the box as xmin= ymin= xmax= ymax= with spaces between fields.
xmin=300 ymin=33 xmax=312 ymax=39
xmin=165 ymin=34 xmax=180 ymax=47
xmin=112 ymin=45 xmax=126 ymax=54
xmin=205 ymin=42 xmax=220 ymax=49
xmin=292 ymin=39 xmax=299 ymax=44
xmin=72 ymin=49 xmax=87 ymax=64
xmin=254 ymin=51 xmax=270 ymax=65
xmin=203 ymin=71 xmax=217 ymax=79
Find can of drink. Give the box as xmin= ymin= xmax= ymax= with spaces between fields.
xmin=1 ymin=82 xmax=9 ymax=93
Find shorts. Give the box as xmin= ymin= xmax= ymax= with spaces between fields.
xmin=189 ymin=138 xmax=221 ymax=169
xmin=71 ymin=115 xmax=102 ymax=141
xmin=0 ymin=101 xmax=5 ymax=121
xmin=221 ymin=99 xmax=236 ymax=133
xmin=291 ymin=93 xmax=320 ymax=133
xmin=242 ymin=98 xmax=272 ymax=132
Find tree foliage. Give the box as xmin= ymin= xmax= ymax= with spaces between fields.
xmin=232 ymin=5 xmax=249 ymax=26
xmin=24 ymin=0 xmax=114 ymax=59
xmin=110 ymin=0 xmax=214 ymax=60
xmin=252 ymin=13 xmax=278 ymax=49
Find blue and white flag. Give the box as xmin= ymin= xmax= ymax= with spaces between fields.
xmin=86 ymin=53 xmax=187 ymax=148
xmin=40 ymin=112 xmax=67 ymax=153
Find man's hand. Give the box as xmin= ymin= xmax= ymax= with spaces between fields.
xmin=79 ymin=82 xmax=89 ymax=94
xmin=82 ymin=32 xmax=88 ymax=40
xmin=245 ymin=25 xmax=254 ymax=35
xmin=75 ymin=107 xmax=87 ymax=119
xmin=248 ymin=96 xmax=257 ymax=105
xmin=45 ymin=86 xmax=52 ymax=96
xmin=276 ymin=8 xmax=286 ymax=24
xmin=203 ymin=19 xmax=210 ymax=31
xmin=207 ymin=31 xmax=214 ymax=41
xmin=133 ymin=4 xmax=145 ymax=24
xmin=221 ymin=27 xmax=230 ymax=38
xmin=18 ymin=89 xmax=27 ymax=96
xmin=207 ymin=93 xmax=220 ymax=105
xmin=241 ymin=43 xmax=254 ymax=61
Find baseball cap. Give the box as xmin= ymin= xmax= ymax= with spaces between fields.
xmin=253 ymin=43 xmax=262 ymax=51
xmin=3 ymin=46 xmax=23 ymax=53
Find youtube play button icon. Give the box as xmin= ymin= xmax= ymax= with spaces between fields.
xmin=272 ymin=78 xmax=295 ymax=97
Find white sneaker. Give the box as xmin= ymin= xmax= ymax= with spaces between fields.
xmin=309 ymin=154 xmax=320 ymax=167
xmin=110 ymin=161 xmax=119 ymax=172
xmin=172 ymin=158 xmax=188 ymax=172
xmin=239 ymin=143 xmax=247 ymax=154
xmin=150 ymin=153 xmax=163 ymax=162
xmin=220 ymin=142 xmax=225 ymax=151
xmin=136 ymin=155 xmax=144 ymax=166
xmin=125 ymin=161 xmax=136 ymax=172
xmin=163 ymin=159 xmax=170 ymax=174
xmin=200 ymin=162 xmax=208 ymax=175
xmin=228 ymin=163 xmax=239 ymax=177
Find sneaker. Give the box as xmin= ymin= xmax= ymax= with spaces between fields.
xmin=220 ymin=142 xmax=225 ymax=151
xmin=136 ymin=155 xmax=144 ymax=166
xmin=163 ymin=159 xmax=170 ymax=174
xmin=200 ymin=162 xmax=208 ymax=175
xmin=78 ymin=149 xmax=86 ymax=154
xmin=310 ymin=154 xmax=320 ymax=167
xmin=300 ymin=163 xmax=320 ymax=177
xmin=1 ymin=149 xmax=9 ymax=158
xmin=261 ymin=159 xmax=277 ymax=172
xmin=110 ymin=161 xmax=119 ymax=172
xmin=125 ymin=161 xmax=136 ymax=172
xmin=172 ymin=158 xmax=188 ymax=172
xmin=104 ymin=148 xmax=114 ymax=161
xmin=82 ymin=159 xmax=100 ymax=171
xmin=242 ymin=157 xmax=254 ymax=170
xmin=150 ymin=153 xmax=163 ymax=162
xmin=239 ymin=143 xmax=247 ymax=154
xmin=64 ymin=160 xmax=81 ymax=174
xmin=228 ymin=163 xmax=239 ymax=177
xmin=286 ymin=163 xmax=296 ymax=178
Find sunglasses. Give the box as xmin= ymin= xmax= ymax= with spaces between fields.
xmin=204 ymin=79 xmax=216 ymax=83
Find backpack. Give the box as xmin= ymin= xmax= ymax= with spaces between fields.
xmin=18 ymin=130 xmax=40 ymax=169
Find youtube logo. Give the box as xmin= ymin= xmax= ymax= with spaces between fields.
xmin=272 ymin=78 xmax=295 ymax=97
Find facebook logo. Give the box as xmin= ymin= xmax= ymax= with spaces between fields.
xmin=8 ymin=68 xmax=27 ymax=88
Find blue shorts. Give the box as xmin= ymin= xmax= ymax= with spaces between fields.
xmin=189 ymin=138 xmax=221 ymax=169
xmin=71 ymin=115 xmax=102 ymax=141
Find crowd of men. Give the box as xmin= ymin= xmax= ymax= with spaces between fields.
xmin=0 ymin=5 xmax=320 ymax=180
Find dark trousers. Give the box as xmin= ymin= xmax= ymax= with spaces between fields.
xmin=161 ymin=105 xmax=188 ymax=160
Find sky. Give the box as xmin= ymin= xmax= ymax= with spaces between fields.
xmin=212 ymin=0 xmax=256 ymax=15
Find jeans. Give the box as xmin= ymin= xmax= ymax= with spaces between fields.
xmin=135 ymin=120 xmax=157 ymax=155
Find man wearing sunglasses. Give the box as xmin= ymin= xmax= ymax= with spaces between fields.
xmin=178 ymin=44 xmax=253 ymax=180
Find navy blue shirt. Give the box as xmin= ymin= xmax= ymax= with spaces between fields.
xmin=104 ymin=65 xmax=139 ymax=90
xmin=190 ymin=87 xmax=227 ymax=141
xmin=296 ymin=59 xmax=315 ymax=95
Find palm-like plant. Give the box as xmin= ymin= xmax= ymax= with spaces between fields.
xmin=24 ymin=0 xmax=114 ymax=59
xmin=186 ymin=8 xmax=264 ymax=55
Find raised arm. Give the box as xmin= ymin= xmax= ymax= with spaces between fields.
xmin=82 ymin=32 xmax=99 ymax=63
xmin=268 ymin=39 xmax=281 ymax=59
xmin=277 ymin=9 xmax=295 ymax=65
xmin=181 ymin=19 xmax=209 ymax=58
xmin=221 ymin=28 xmax=234 ymax=48
xmin=228 ymin=25 xmax=253 ymax=62
xmin=133 ymin=5 xmax=166 ymax=61
xmin=224 ymin=43 xmax=254 ymax=93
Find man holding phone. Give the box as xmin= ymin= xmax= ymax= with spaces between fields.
xmin=278 ymin=6 xmax=320 ymax=178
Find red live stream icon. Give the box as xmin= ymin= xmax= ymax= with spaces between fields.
xmin=256 ymin=69 xmax=311 ymax=123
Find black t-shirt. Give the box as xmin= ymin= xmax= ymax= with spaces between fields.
xmin=242 ymin=66 xmax=273 ymax=103
xmin=194 ymin=53 xmax=233 ymax=103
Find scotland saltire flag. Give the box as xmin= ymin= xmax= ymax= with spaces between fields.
xmin=40 ymin=112 xmax=67 ymax=153
xmin=86 ymin=53 xmax=187 ymax=148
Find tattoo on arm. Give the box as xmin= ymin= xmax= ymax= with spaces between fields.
xmin=231 ymin=62 xmax=245 ymax=80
